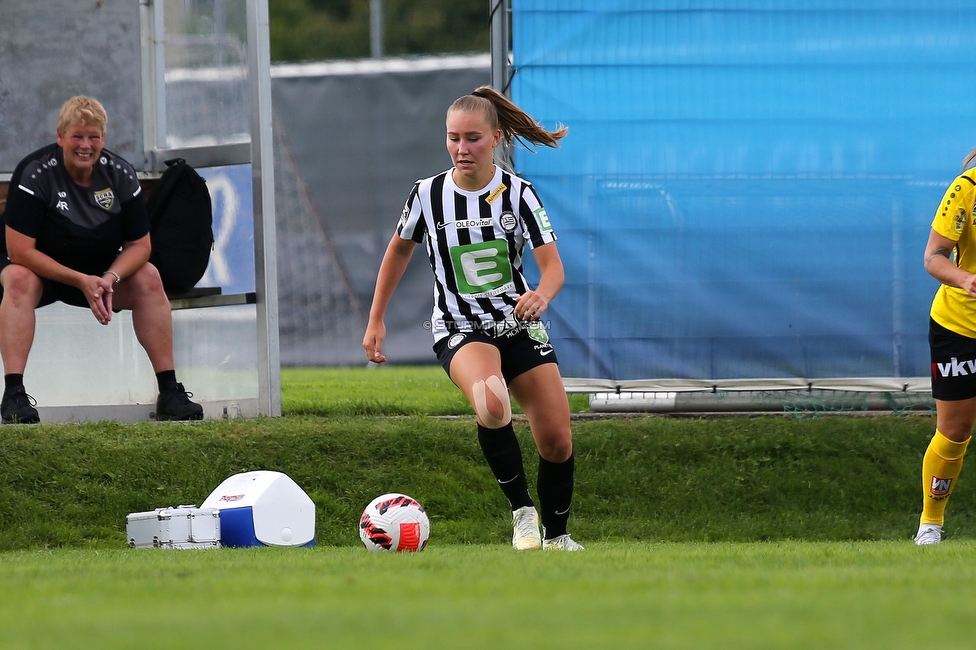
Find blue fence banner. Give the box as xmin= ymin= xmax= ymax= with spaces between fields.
xmin=512 ymin=1 xmax=976 ymax=380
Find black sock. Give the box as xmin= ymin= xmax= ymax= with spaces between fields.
xmin=477 ymin=422 xmax=533 ymax=510
xmin=538 ymin=454 xmax=575 ymax=539
xmin=155 ymin=370 xmax=178 ymax=392
xmin=4 ymin=374 xmax=24 ymax=393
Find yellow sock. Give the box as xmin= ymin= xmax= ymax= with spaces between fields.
xmin=920 ymin=430 xmax=971 ymax=526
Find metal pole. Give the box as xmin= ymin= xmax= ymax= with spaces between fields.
xmin=489 ymin=0 xmax=512 ymax=170
xmin=489 ymin=0 xmax=509 ymax=93
xmin=246 ymin=0 xmax=282 ymax=416
xmin=370 ymin=0 xmax=383 ymax=58
xmin=139 ymin=0 xmax=167 ymax=153
xmin=214 ymin=0 xmax=226 ymax=66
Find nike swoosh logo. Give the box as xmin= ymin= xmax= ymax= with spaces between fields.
xmin=540 ymin=349 xmax=554 ymax=356
xmin=498 ymin=475 xmax=520 ymax=485
xmin=555 ymin=506 xmax=571 ymax=516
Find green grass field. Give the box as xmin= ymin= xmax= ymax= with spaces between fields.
xmin=2 ymin=541 xmax=974 ymax=648
xmin=0 ymin=366 xmax=968 ymax=648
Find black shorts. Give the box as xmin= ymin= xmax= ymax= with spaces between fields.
xmin=0 ymin=256 xmax=97 ymax=309
xmin=433 ymin=321 xmax=558 ymax=384
xmin=930 ymin=318 xmax=976 ymax=401
xmin=0 ymin=279 xmax=90 ymax=309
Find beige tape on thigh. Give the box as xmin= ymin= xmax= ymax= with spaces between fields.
xmin=472 ymin=375 xmax=512 ymax=428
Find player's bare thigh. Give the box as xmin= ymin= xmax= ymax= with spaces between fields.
xmin=935 ymin=397 xmax=976 ymax=442
xmin=449 ymin=341 xmax=509 ymax=426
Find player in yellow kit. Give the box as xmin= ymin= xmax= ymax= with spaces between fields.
xmin=916 ymin=147 xmax=976 ymax=544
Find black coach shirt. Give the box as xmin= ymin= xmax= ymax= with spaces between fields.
xmin=2 ymin=143 xmax=150 ymax=276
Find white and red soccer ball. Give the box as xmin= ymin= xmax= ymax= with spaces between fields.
xmin=359 ymin=493 xmax=430 ymax=552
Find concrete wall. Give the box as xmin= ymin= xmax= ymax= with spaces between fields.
xmin=0 ymin=0 xmax=144 ymax=170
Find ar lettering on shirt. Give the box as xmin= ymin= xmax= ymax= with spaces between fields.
xmin=56 ymin=190 xmax=69 ymax=212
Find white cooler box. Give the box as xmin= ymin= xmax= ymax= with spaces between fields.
xmin=201 ymin=470 xmax=315 ymax=548
xmin=126 ymin=505 xmax=221 ymax=549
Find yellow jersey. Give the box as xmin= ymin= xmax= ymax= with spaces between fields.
xmin=930 ymin=169 xmax=976 ymax=337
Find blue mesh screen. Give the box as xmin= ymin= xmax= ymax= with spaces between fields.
xmin=511 ymin=1 xmax=976 ymax=380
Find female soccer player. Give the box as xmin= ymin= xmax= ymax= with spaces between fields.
xmin=915 ymin=145 xmax=976 ymax=544
xmin=363 ymin=86 xmax=582 ymax=551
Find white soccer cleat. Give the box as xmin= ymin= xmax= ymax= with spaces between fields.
xmin=511 ymin=506 xmax=542 ymax=551
xmin=914 ymin=523 xmax=942 ymax=546
xmin=543 ymin=534 xmax=585 ymax=551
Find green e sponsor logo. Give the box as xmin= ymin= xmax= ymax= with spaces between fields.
xmin=450 ymin=240 xmax=512 ymax=295
xmin=533 ymin=207 xmax=552 ymax=233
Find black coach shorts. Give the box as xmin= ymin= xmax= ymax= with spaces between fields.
xmin=433 ymin=320 xmax=558 ymax=384
xmin=0 ymin=257 xmax=94 ymax=309
xmin=930 ymin=317 xmax=976 ymax=401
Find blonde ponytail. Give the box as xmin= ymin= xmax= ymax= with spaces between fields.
xmin=450 ymin=86 xmax=567 ymax=148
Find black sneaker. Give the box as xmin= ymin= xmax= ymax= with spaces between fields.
xmin=1 ymin=386 xmax=40 ymax=424
xmin=155 ymin=383 xmax=204 ymax=421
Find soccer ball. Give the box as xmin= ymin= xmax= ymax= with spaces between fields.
xmin=359 ymin=493 xmax=430 ymax=553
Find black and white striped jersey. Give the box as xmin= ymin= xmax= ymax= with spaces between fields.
xmin=397 ymin=165 xmax=557 ymax=343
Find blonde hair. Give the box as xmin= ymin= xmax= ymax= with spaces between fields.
xmin=57 ymin=96 xmax=108 ymax=136
xmin=448 ymin=85 xmax=567 ymax=149
xmin=963 ymin=145 xmax=976 ymax=171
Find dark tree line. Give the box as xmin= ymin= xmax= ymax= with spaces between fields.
xmin=270 ymin=0 xmax=490 ymax=62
